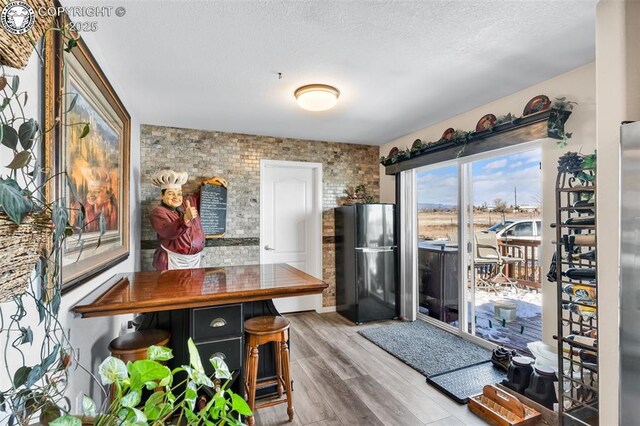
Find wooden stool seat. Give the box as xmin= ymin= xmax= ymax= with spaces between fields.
xmin=244 ymin=316 xmax=293 ymax=426
xmin=244 ymin=315 xmax=290 ymax=335
xmin=109 ymin=329 xmax=171 ymax=363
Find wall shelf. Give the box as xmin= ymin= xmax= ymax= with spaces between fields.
xmin=383 ymin=109 xmax=571 ymax=175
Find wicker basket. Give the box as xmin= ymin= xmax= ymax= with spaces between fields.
xmin=0 ymin=0 xmax=54 ymax=69
xmin=0 ymin=212 xmax=52 ymax=302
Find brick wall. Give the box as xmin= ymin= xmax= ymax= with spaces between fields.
xmin=140 ymin=125 xmax=380 ymax=307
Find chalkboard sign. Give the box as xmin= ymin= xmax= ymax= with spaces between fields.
xmin=200 ymin=184 xmax=227 ymax=237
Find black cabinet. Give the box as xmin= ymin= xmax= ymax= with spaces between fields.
xmin=418 ymin=244 xmax=458 ymax=324
xmin=154 ymin=299 xmax=284 ymax=398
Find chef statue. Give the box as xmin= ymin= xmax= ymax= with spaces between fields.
xmin=150 ymin=169 xmax=205 ymax=271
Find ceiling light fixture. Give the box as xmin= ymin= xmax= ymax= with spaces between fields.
xmin=294 ymin=84 xmax=340 ymax=111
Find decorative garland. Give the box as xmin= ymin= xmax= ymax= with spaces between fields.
xmin=380 ymin=96 xmax=576 ymax=166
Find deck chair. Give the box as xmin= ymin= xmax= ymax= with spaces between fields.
xmin=475 ymin=231 xmax=524 ymax=292
xmin=473 ymin=232 xmax=502 ymax=293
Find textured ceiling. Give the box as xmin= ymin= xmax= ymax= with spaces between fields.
xmin=78 ymin=0 xmax=597 ymax=145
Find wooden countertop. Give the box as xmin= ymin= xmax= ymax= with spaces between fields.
xmin=72 ymin=264 xmax=328 ymax=318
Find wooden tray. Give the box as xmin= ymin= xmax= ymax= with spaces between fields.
xmin=469 ymin=385 xmax=541 ymax=426
xmin=495 ymin=383 xmax=559 ymax=425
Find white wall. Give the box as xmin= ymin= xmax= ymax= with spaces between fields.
xmin=595 ymin=1 xmax=640 ymax=425
xmin=0 ymin=33 xmax=141 ymax=414
xmin=380 ymin=63 xmax=596 ymax=348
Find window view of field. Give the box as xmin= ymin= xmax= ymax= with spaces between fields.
xmin=417 ymin=151 xmax=541 ymax=241
xmin=418 ymin=209 xmax=540 ymax=241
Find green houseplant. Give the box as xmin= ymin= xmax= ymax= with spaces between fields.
xmin=52 ymin=339 xmax=251 ymax=426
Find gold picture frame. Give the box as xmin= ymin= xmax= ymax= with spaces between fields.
xmin=44 ymin=15 xmax=130 ymax=292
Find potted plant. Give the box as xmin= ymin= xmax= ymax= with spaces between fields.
xmin=50 ymin=340 xmax=251 ymax=426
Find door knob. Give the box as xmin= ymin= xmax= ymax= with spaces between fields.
xmin=264 ymin=245 xmax=275 ymax=251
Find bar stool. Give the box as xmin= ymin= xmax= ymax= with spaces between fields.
xmin=244 ymin=316 xmax=293 ymax=426
xmin=109 ymin=329 xmax=171 ymax=363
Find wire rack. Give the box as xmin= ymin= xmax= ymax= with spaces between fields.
xmin=554 ymin=169 xmax=598 ymax=426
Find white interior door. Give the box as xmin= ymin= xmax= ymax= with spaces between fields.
xmin=260 ymin=160 xmax=322 ymax=313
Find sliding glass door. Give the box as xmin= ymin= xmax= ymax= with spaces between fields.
xmin=415 ymin=163 xmax=460 ymax=328
xmin=415 ymin=146 xmax=543 ymax=353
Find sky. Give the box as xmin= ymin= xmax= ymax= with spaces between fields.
xmin=416 ymin=149 xmax=541 ymax=207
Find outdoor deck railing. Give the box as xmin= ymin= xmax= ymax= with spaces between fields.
xmin=498 ymin=237 xmax=542 ymax=289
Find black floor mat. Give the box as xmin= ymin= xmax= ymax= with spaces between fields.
xmin=426 ymin=361 xmax=507 ymax=404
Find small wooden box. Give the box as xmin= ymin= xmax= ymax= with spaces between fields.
xmin=469 ymin=384 xmax=541 ymax=426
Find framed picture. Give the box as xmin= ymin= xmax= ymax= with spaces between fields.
xmin=44 ymin=17 xmax=130 ymax=292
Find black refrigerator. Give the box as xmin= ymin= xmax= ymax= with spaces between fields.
xmin=335 ymin=204 xmax=398 ymax=324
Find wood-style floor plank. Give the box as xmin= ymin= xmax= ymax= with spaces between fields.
xmin=253 ymin=360 xmax=337 ymax=426
xmin=339 ymin=334 xmax=451 ymax=423
xmin=298 ymin=356 xmax=385 ymax=426
xmin=288 ymin=314 xmax=367 ymax=380
xmin=344 ymin=374 xmax=424 ymax=426
xmin=288 ymin=325 xmax=317 ymax=361
xmin=251 ymin=311 xmax=489 ymax=425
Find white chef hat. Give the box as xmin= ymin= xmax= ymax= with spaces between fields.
xmin=83 ymin=167 xmax=111 ymax=188
xmin=151 ymin=169 xmax=188 ymax=190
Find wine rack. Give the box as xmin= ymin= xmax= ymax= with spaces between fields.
xmin=554 ymin=156 xmax=598 ymax=426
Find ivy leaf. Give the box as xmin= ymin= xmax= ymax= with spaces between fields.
xmin=42 ymin=344 xmax=61 ymax=370
xmin=65 ymin=171 xmax=81 ymax=202
xmin=11 ymin=75 xmax=19 ymax=93
xmin=148 ymin=345 xmax=173 ymax=362
xmin=13 ymin=366 xmax=31 ymax=387
xmin=64 ymin=38 xmax=77 ymax=53
xmin=1 ymin=124 xmax=18 ymax=150
xmin=65 ymin=93 xmax=78 ymax=113
xmin=50 ymin=415 xmax=82 ymax=426
xmin=39 ymin=402 xmax=61 ymax=424
xmin=52 ymin=201 xmax=69 ymax=243
xmin=82 ymin=394 xmax=97 ymax=417
xmin=19 ymin=326 xmax=33 ymax=345
xmin=0 ymin=177 xmax=29 ymax=223
xmin=36 ymin=299 xmax=46 ymax=324
xmin=26 ymin=365 xmax=44 ymax=387
xmin=18 ymin=119 xmax=38 ymax=150
xmin=6 ymin=151 xmax=32 ymax=169
xmin=99 ymin=214 xmax=106 ymax=236
xmin=51 ymin=292 xmax=61 ymax=316
xmin=79 ymin=123 xmax=90 ymax=139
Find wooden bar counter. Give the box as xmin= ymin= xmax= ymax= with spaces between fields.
xmin=72 ymin=263 xmax=327 ymax=318
xmin=72 ymin=263 xmax=328 ymax=398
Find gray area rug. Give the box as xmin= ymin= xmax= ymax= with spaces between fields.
xmin=358 ymin=320 xmax=492 ymax=376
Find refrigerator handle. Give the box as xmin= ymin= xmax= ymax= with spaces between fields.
xmin=356 ymin=247 xmax=396 ymax=253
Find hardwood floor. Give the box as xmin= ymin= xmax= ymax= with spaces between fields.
xmin=253 ymin=312 xmax=489 ymax=426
